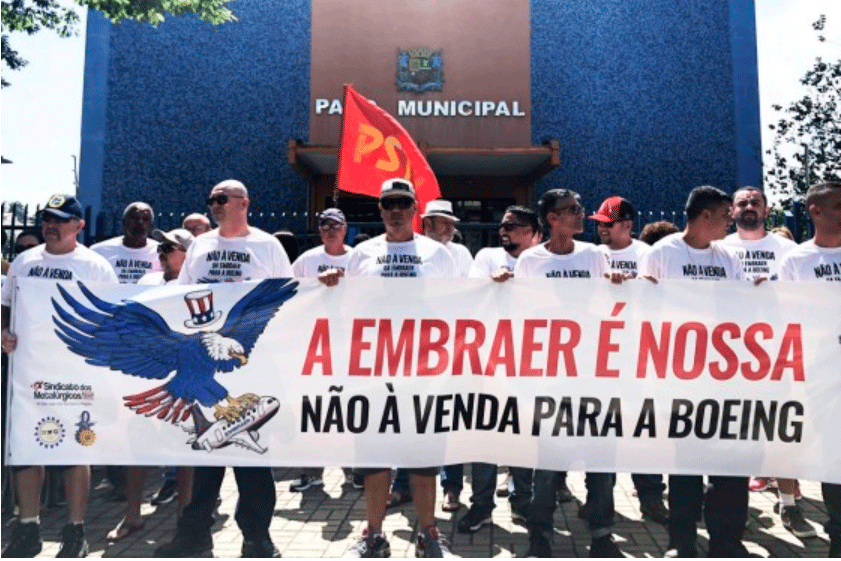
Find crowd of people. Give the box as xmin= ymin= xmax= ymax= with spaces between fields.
xmin=1 ymin=178 xmax=839 ymax=558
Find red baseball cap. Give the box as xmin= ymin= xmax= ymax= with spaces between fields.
xmin=589 ymin=196 xmax=636 ymax=223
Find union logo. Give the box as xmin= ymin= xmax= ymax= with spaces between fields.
xmin=397 ymin=47 xmax=443 ymax=93
xmin=35 ymin=417 xmax=66 ymax=449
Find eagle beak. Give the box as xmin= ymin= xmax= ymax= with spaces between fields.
xmin=229 ymin=352 xmax=248 ymax=365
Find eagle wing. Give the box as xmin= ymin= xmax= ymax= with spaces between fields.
xmin=214 ymin=278 xmax=299 ymax=373
xmin=52 ymin=282 xmax=191 ymax=380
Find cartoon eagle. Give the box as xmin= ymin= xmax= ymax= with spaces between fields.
xmin=51 ymin=279 xmax=298 ymax=424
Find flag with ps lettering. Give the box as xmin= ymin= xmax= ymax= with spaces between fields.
xmin=336 ymin=84 xmax=440 ymax=231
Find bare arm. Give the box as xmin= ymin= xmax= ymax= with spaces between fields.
xmin=1 ymin=305 xmax=16 ymax=353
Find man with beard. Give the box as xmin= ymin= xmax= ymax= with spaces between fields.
xmin=454 ymin=206 xmax=540 ymax=535
xmin=779 ymin=181 xmax=841 ymax=556
xmin=720 ymin=187 xmax=810 ymax=537
xmin=588 ymin=196 xmax=669 ymax=526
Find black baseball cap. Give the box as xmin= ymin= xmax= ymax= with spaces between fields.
xmin=40 ymin=194 xmax=84 ymax=220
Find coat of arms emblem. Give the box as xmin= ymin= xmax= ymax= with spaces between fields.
xmin=397 ymin=48 xmax=443 ymax=92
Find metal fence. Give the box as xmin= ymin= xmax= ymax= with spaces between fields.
xmin=2 ymin=202 xmax=814 ymax=263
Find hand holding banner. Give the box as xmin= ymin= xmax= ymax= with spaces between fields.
xmin=336 ymin=84 xmax=440 ymax=231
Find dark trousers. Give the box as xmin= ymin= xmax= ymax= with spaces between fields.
xmin=631 ymin=473 xmax=665 ymax=501
xmin=469 ymin=463 xmax=532 ymax=511
xmin=179 ymin=466 xmax=276 ymax=540
xmin=528 ymin=470 xmax=614 ymax=537
xmin=823 ymin=482 xmax=841 ymax=543
xmin=668 ymin=475 xmax=747 ymax=550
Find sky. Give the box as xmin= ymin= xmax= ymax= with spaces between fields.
xmin=1 ymin=0 xmax=839 ymax=208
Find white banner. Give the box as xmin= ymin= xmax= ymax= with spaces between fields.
xmin=6 ymin=276 xmax=841 ymax=483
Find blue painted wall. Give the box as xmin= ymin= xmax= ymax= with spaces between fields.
xmin=531 ymin=0 xmax=761 ymax=213
xmin=89 ymin=0 xmax=311 ymax=223
xmin=81 ymin=0 xmax=760 ymax=223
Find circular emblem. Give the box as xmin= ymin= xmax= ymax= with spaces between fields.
xmin=48 ymin=195 xmax=66 ymax=208
xmin=34 ymin=417 xmax=66 ymax=448
xmin=76 ymin=428 xmax=96 ymax=446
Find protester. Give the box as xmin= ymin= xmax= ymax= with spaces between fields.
xmin=154 ymin=179 xmax=292 ymax=558
xmin=455 ymin=206 xmax=540 ymax=534
xmin=104 ymin=229 xmax=197 ymax=541
xmin=319 ymin=178 xmax=457 ymax=558
xmin=639 ymin=185 xmax=753 ymax=557
xmin=421 ymin=198 xmax=473 ymax=512
xmin=288 ymin=208 xmax=361 ymax=493
xmin=1 ymin=194 xmax=118 ymax=557
xmin=13 ymin=229 xmax=43 ymax=255
xmin=718 ymin=186 xmax=812 ymax=537
xmin=507 ymin=189 xmax=623 ymax=557
xmin=771 ymin=225 xmax=795 ymax=240
xmin=779 ymin=181 xmax=841 ymax=557
xmin=182 ymin=213 xmax=212 ymax=237
xmin=91 ymin=202 xmax=160 ymax=284
xmin=639 ymin=220 xmax=679 ymax=245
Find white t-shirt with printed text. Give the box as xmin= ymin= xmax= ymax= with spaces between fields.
xmin=347 ymin=234 xmax=456 ymax=278
xmin=639 ymin=233 xmax=744 ymax=281
xmin=292 ymin=245 xmax=352 ymax=278
xmin=470 ymin=247 xmax=517 ymax=278
xmin=721 ymin=232 xmax=797 ymax=281
xmin=779 ymin=240 xmax=841 ymax=282
xmin=178 ymin=228 xmax=293 ymax=284
xmin=90 ymin=236 xmax=160 ymax=284
xmin=600 ymin=239 xmax=649 ymax=277
xmin=514 ymin=241 xmax=608 ymax=279
xmin=1 ymin=245 xmax=118 ymax=307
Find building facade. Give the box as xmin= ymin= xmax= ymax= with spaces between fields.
xmin=79 ymin=0 xmax=761 ymax=237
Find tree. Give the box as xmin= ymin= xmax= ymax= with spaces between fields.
xmin=2 ymin=0 xmax=235 ymax=86
xmin=765 ymin=15 xmax=841 ymax=206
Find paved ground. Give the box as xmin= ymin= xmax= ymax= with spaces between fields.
xmin=1 ymin=467 xmax=833 ymax=557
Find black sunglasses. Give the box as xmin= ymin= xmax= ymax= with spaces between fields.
xmin=499 ymin=221 xmax=530 ymax=232
xmin=380 ymin=197 xmax=414 ymax=211
xmin=206 ymin=193 xmax=243 ymax=206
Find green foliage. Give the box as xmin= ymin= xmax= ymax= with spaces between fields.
xmin=1 ymin=0 xmax=234 ymax=86
xmin=765 ymin=15 xmax=841 ymax=207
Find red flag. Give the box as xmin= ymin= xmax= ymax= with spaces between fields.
xmin=336 ymin=84 xmax=440 ymax=232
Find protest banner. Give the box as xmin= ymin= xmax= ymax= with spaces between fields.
xmin=5 ymin=276 xmax=840 ymax=483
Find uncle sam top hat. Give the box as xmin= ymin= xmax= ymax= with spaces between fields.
xmin=183 ymin=289 xmax=223 ymax=328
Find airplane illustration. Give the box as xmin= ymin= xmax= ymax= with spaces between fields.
xmin=185 ymin=395 xmax=279 ymax=454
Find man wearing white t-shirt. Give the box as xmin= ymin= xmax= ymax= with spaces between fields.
xmin=320 ymin=178 xmax=457 ymax=558
xmin=288 ymin=208 xmax=357 ymax=494
xmin=588 ymin=196 xmax=669 ymax=526
xmin=720 ymin=186 xmax=811 ymax=537
xmin=456 ymin=206 xmax=540 ymax=535
xmin=155 ymin=180 xmax=292 ymax=558
xmin=91 ymin=202 xmax=160 ymax=284
xmin=514 ymin=189 xmax=622 ymax=558
xmin=2 ymin=194 xmax=118 ymax=558
xmin=779 ymin=181 xmax=841 ymax=557
xmin=639 ymin=186 xmax=750 ymax=557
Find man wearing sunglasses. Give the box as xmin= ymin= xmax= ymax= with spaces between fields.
xmin=155 ymin=179 xmax=292 ymax=558
xmin=454 ymin=206 xmax=540 ymax=535
xmin=182 ymin=213 xmax=212 ymax=237
xmin=2 ymin=194 xmax=117 ymax=558
xmin=91 ymin=202 xmax=160 ymax=284
xmin=319 ymin=178 xmax=457 ymax=557
xmin=288 ymin=208 xmax=358 ymax=494
xmin=514 ymin=189 xmax=623 ymax=557
xmin=588 ymin=196 xmax=670 ymax=526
